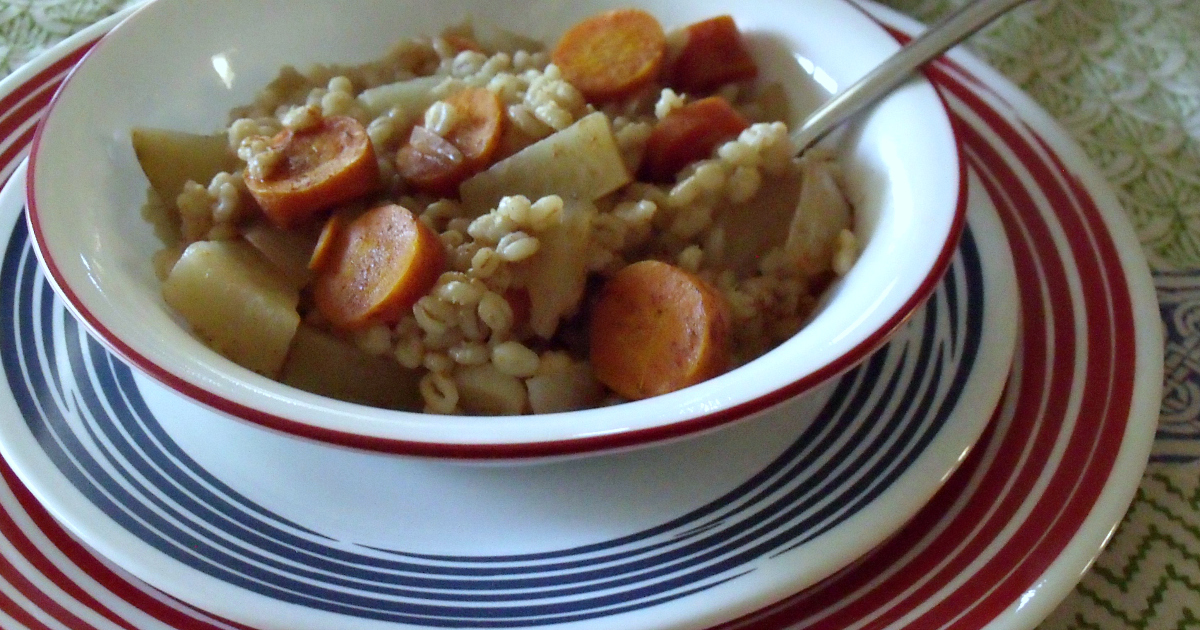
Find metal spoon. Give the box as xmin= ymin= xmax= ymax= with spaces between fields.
xmin=790 ymin=0 xmax=1034 ymax=153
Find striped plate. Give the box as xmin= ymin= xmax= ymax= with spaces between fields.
xmin=0 ymin=2 xmax=1161 ymax=630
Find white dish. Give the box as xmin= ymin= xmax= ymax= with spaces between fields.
xmin=25 ymin=0 xmax=964 ymax=458
xmin=0 ymin=3 xmax=1161 ymax=630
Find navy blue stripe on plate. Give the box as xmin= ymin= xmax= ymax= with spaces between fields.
xmin=0 ymin=213 xmax=985 ymax=626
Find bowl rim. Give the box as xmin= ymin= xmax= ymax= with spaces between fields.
xmin=24 ymin=0 xmax=968 ymax=459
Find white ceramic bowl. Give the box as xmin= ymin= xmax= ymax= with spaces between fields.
xmin=26 ymin=0 xmax=964 ymax=459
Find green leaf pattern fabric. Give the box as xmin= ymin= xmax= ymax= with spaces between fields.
xmin=891 ymin=0 xmax=1200 ymax=272
xmin=3 ymin=0 xmax=1198 ymax=628
xmin=0 ymin=0 xmax=129 ymax=75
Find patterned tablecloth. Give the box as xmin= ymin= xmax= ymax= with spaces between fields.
xmin=1 ymin=0 xmax=1195 ymax=628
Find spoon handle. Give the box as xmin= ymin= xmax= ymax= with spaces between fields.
xmin=789 ymin=0 xmax=1033 ymax=153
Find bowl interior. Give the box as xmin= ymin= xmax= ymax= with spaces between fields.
xmin=26 ymin=0 xmax=962 ymax=453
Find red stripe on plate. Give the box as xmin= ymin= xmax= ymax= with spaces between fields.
xmin=0 ymin=126 xmax=39 ymax=183
xmin=1 ymin=456 xmax=241 ymax=629
xmin=0 ymin=43 xmax=91 ymax=125
xmin=885 ymin=60 xmax=1132 ymax=629
xmin=713 ymin=405 xmax=1009 ymax=629
xmin=804 ymin=75 xmax=1084 ymax=629
xmin=850 ymin=60 xmax=1127 ymax=630
xmin=0 ymin=586 xmax=57 ymax=630
xmin=806 ymin=128 xmax=1077 ymax=630
xmin=715 ymin=46 xmax=1139 ymax=628
xmin=2 ymin=453 xmax=251 ymax=629
xmin=943 ymin=79 xmax=1137 ymax=629
xmin=915 ymin=115 xmax=1088 ymax=630
xmin=0 ymin=466 xmax=137 ymax=629
xmin=0 ymin=73 xmax=66 ymax=150
xmin=0 ymin=69 xmax=69 ymax=182
xmin=714 ymin=105 xmax=1074 ymax=630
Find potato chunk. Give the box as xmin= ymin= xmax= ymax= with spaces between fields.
xmin=527 ymin=363 xmax=605 ymax=413
xmin=453 ymin=363 xmax=527 ymax=415
xmin=357 ymin=76 xmax=442 ymax=118
xmin=162 ymin=240 xmax=300 ymax=377
xmin=459 ymin=112 xmax=631 ymax=211
xmin=786 ymin=155 xmax=853 ymax=275
xmin=280 ymin=325 xmax=420 ymax=409
xmin=241 ymin=223 xmax=318 ymax=290
xmin=132 ymin=128 xmax=239 ymax=209
xmin=517 ymin=198 xmax=594 ymax=338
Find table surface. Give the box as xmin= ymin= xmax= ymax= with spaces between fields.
xmin=2 ymin=1 xmax=1195 ymax=628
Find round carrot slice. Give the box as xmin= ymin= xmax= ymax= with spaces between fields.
xmin=588 ymin=260 xmax=732 ymax=400
xmin=312 ymin=204 xmax=446 ymax=329
xmin=443 ymin=87 xmax=505 ymax=168
xmin=396 ymin=87 xmax=505 ymax=195
xmin=308 ymin=212 xmax=345 ymax=273
xmin=552 ymin=8 xmax=666 ymax=102
xmin=667 ymin=15 xmax=759 ymax=94
xmin=640 ymin=96 xmax=750 ymax=182
xmin=244 ymin=115 xmax=381 ymax=229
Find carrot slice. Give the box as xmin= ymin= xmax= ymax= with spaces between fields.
xmin=667 ymin=15 xmax=759 ymax=94
xmin=588 ymin=260 xmax=731 ymax=400
xmin=639 ymin=96 xmax=750 ymax=182
xmin=308 ymin=212 xmax=345 ymax=273
xmin=396 ymin=87 xmax=504 ymax=195
xmin=551 ymin=8 xmax=666 ymax=102
xmin=244 ymin=116 xmax=380 ymax=229
xmin=443 ymin=87 xmax=505 ymax=168
xmin=312 ymin=204 xmax=446 ymax=329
